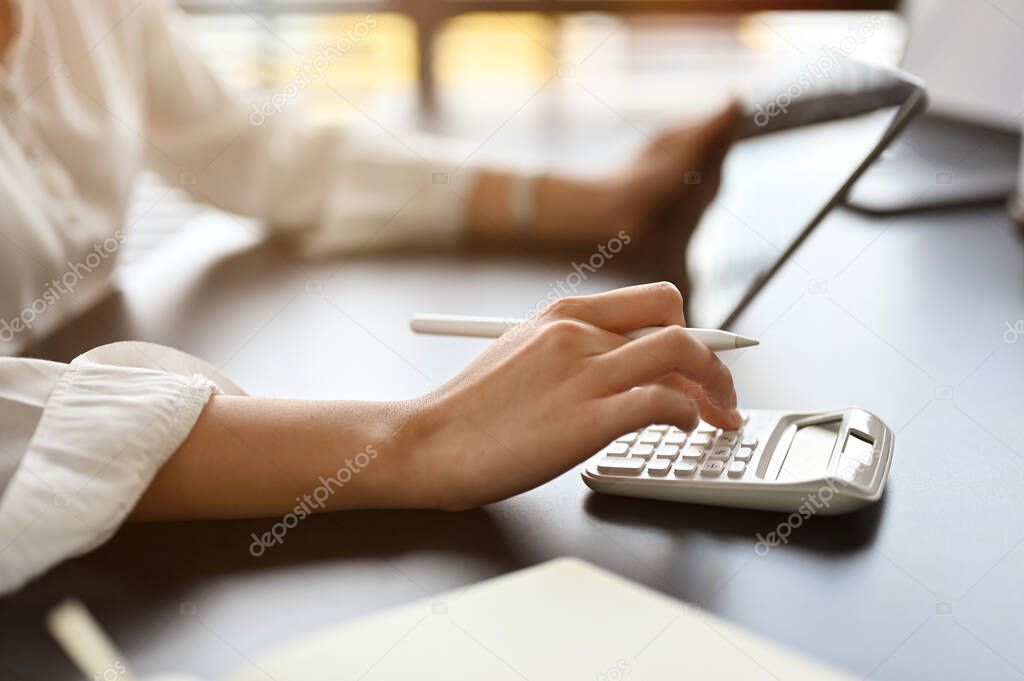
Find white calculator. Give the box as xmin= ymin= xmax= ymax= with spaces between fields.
xmin=582 ymin=408 xmax=894 ymax=514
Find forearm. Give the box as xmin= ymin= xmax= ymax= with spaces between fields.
xmin=131 ymin=394 xmax=437 ymax=521
xmin=130 ymin=283 xmax=742 ymax=523
xmin=466 ymin=170 xmax=626 ymax=246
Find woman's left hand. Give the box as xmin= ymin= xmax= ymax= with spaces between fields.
xmin=602 ymin=100 xmax=741 ymax=288
xmin=469 ymin=101 xmax=742 ymax=290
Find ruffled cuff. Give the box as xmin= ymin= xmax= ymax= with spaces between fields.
xmin=0 ymin=361 xmax=215 ymax=593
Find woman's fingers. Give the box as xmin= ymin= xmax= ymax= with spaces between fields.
xmin=700 ymin=99 xmax=742 ymax=156
xmin=668 ymin=99 xmax=741 ymax=167
xmin=526 ymin=317 xmax=625 ymax=358
xmin=675 ymin=102 xmax=739 ymax=211
xmin=656 ymin=373 xmax=741 ymax=431
xmin=528 ymin=284 xmax=743 ymax=431
xmin=543 ymin=281 xmax=686 ymax=333
xmin=599 ymin=384 xmax=701 ymax=436
xmin=594 ymin=325 xmax=741 ymax=427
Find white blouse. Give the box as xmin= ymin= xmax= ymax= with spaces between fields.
xmin=0 ymin=0 xmax=477 ymax=593
xmin=0 ymin=342 xmax=224 ymax=593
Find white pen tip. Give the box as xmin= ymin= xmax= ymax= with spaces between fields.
xmin=735 ymin=336 xmax=760 ymax=349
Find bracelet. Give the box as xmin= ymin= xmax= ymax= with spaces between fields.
xmin=509 ymin=173 xmax=539 ymax=239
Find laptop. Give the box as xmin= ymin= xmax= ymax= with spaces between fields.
xmin=686 ymin=59 xmax=926 ymax=328
xmin=844 ymin=0 xmax=1024 ymax=214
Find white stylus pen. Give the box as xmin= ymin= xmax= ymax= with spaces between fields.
xmin=410 ymin=314 xmax=759 ymax=351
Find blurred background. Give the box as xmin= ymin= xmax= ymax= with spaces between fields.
xmin=123 ymin=1 xmax=907 ymax=264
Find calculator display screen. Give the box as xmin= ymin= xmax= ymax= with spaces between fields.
xmin=776 ymin=421 xmax=841 ymax=482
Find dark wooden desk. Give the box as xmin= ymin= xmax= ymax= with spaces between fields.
xmin=3 ymin=183 xmax=1024 ymax=679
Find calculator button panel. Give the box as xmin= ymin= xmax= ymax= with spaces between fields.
xmin=700 ymin=461 xmax=725 ymax=477
xmin=646 ymin=458 xmax=672 ymax=476
xmin=584 ymin=408 xmax=895 ymax=515
xmin=654 ymin=444 xmax=680 ymax=460
xmin=674 ymin=461 xmax=698 ymax=476
xmin=605 ymin=442 xmax=630 ymax=457
xmin=596 ymin=457 xmax=645 ymax=475
xmin=629 ymin=443 xmax=655 ymax=459
xmin=664 ymin=432 xmax=687 ymax=446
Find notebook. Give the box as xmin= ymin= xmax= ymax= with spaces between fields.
xmin=226 ymin=558 xmax=854 ymax=681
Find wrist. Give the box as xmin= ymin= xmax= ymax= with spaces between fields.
xmin=534 ymin=173 xmax=628 ymax=244
xmin=377 ymin=395 xmax=472 ymax=511
xmin=465 ymin=170 xmax=628 ymax=247
xmin=311 ymin=399 xmax=431 ymax=512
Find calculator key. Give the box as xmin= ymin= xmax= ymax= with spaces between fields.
xmin=717 ymin=432 xmax=740 ymax=447
xmin=708 ymin=447 xmax=732 ymax=460
xmin=647 ymin=424 xmax=669 ymax=433
xmin=741 ymin=435 xmax=759 ymax=448
xmin=646 ymin=458 xmax=672 ymax=476
xmin=674 ymin=461 xmax=698 ymax=476
xmin=605 ymin=442 xmax=630 ymax=457
xmin=638 ymin=431 xmax=662 ymax=445
xmin=663 ymin=431 xmax=687 ymax=445
xmin=679 ymin=446 xmax=705 ymax=461
xmin=689 ymin=433 xmax=713 ymax=446
xmin=629 ymin=443 xmax=655 ymax=459
xmin=654 ymin=444 xmax=680 ymax=460
xmin=598 ymin=457 xmax=645 ymax=475
xmin=617 ymin=432 xmax=638 ymax=444
xmin=735 ymin=447 xmax=754 ymax=462
xmin=701 ymin=461 xmax=725 ymax=477
xmin=728 ymin=461 xmax=747 ymax=477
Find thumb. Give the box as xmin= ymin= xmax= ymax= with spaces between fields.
xmin=692 ymin=98 xmax=742 ymax=166
xmin=666 ymin=99 xmax=741 ymax=166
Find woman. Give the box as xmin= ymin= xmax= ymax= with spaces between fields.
xmin=0 ymin=0 xmax=742 ymax=592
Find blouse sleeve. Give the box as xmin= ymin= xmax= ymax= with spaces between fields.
xmin=0 ymin=347 xmax=217 ymax=594
xmin=135 ymin=0 xmax=478 ymax=256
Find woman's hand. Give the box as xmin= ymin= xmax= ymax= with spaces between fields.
xmin=607 ymin=101 xmax=741 ymax=288
xmin=137 ymin=283 xmax=741 ymax=521
xmin=468 ymin=101 xmax=741 ymax=291
xmin=399 ymin=282 xmax=743 ymax=511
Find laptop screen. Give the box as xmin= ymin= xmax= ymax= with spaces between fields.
xmin=901 ymin=0 xmax=1024 ymax=131
xmin=686 ymin=70 xmax=923 ymax=329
